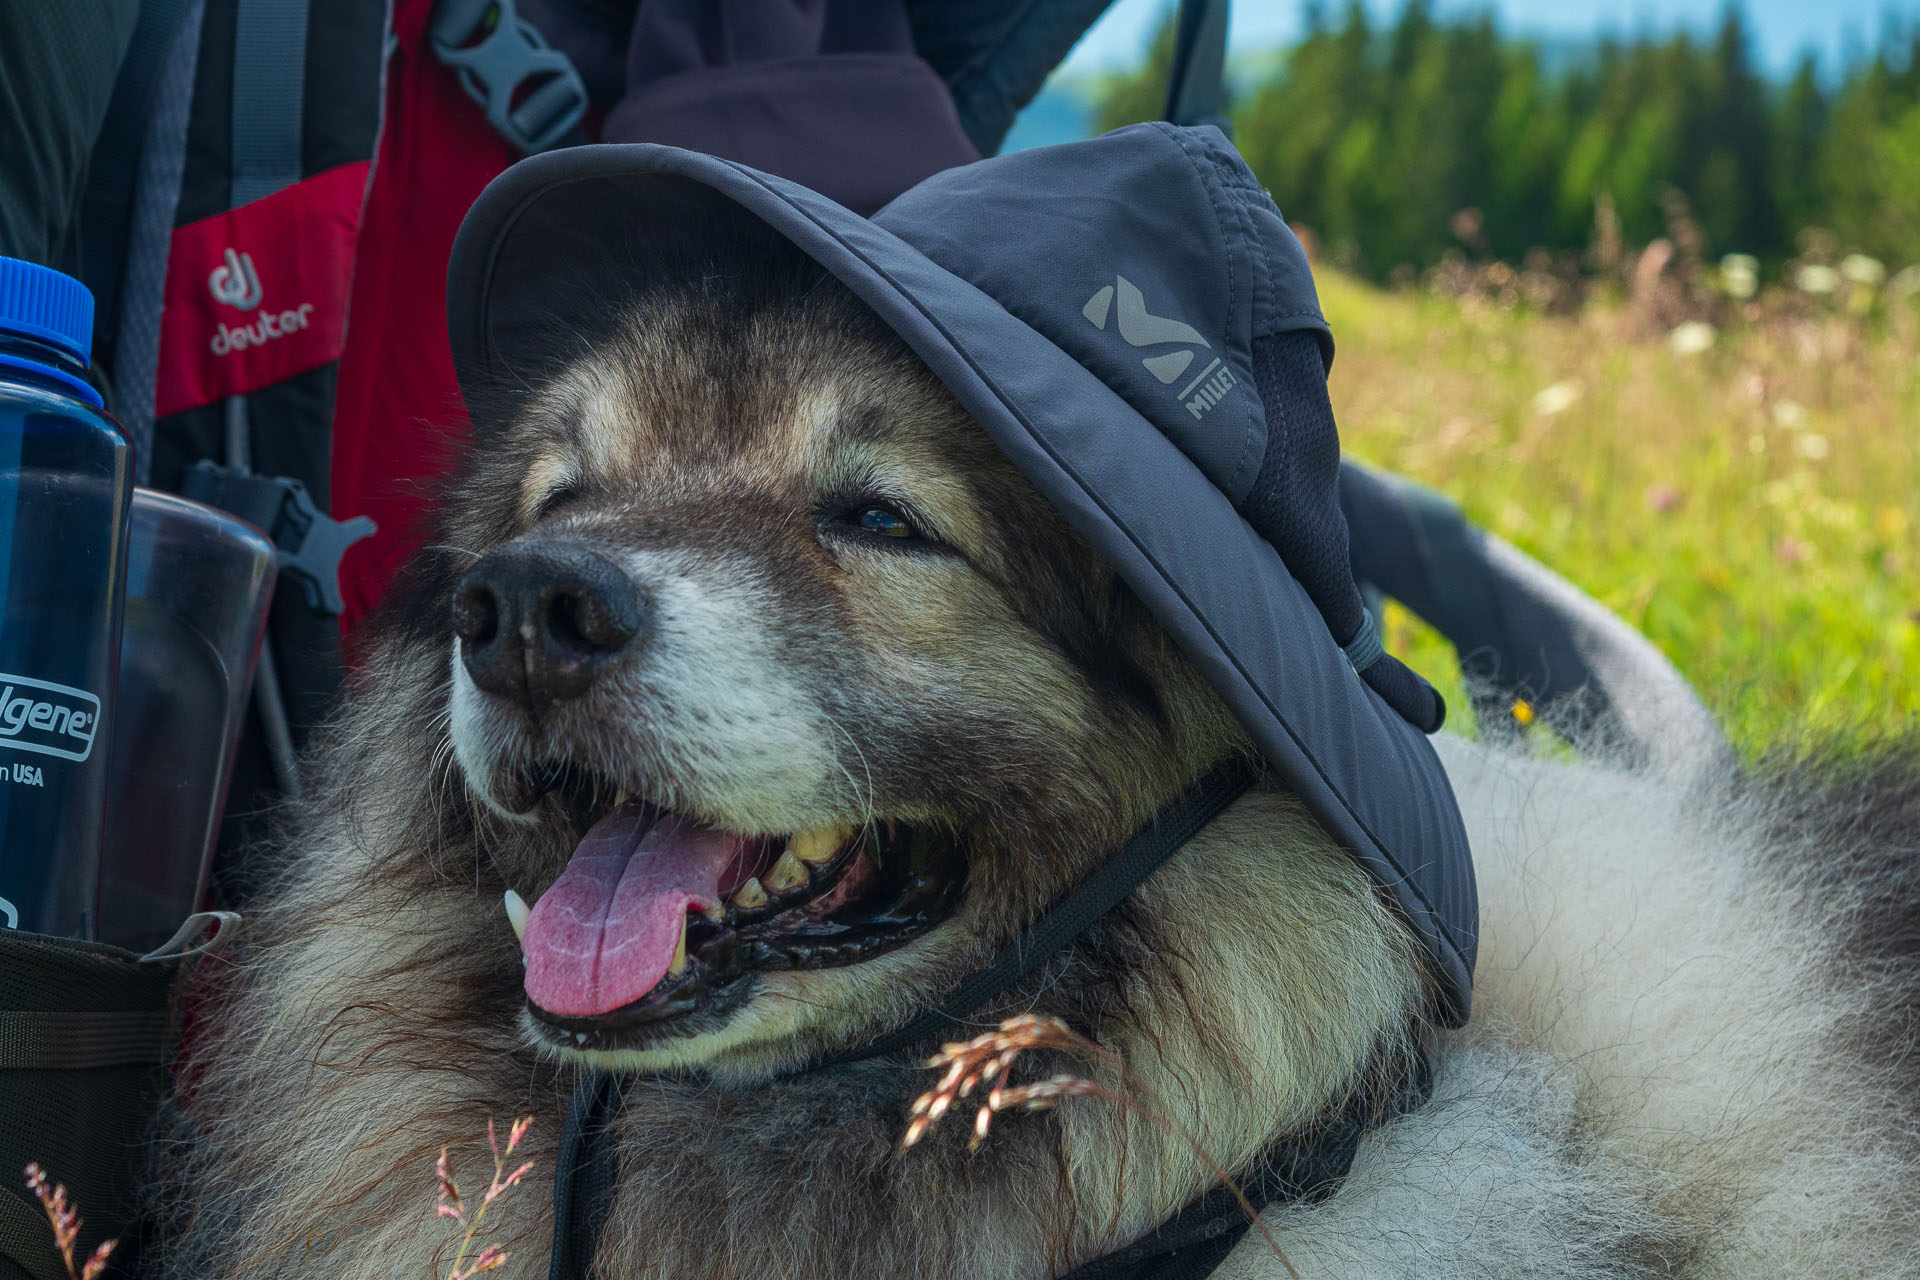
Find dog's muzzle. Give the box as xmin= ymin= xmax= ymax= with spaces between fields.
xmin=453 ymin=540 xmax=648 ymax=716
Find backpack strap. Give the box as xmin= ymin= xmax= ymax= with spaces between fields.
xmin=1164 ymin=0 xmax=1231 ymax=134
xmin=80 ymin=0 xmax=197 ymax=347
xmin=95 ymin=0 xmax=206 ymax=479
xmin=1338 ymin=461 xmax=1731 ymax=766
xmin=213 ymin=0 xmax=326 ymax=801
xmin=230 ymin=0 xmax=312 ymax=207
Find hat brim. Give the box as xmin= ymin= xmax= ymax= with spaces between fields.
xmin=447 ymin=144 xmax=1475 ymax=1024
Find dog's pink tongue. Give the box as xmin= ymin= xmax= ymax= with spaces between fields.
xmin=522 ymin=807 xmax=735 ymax=1018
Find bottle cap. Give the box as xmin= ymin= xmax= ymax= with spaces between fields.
xmin=0 ymin=256 xmax=94 ymax=367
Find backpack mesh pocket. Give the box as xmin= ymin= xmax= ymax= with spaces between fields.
xmin=0 ymin=932 xmax=173 ymax=1280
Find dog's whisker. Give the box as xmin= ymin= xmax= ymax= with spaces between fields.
xmin=819 ymin=707 xmax=879 ymax=825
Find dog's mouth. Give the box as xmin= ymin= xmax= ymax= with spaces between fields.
xmin=512 ymin=765 xmax=964 ymax=1048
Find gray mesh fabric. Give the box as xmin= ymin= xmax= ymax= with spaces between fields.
xmin=1244 ymin=332 xmax=1442 ymax=731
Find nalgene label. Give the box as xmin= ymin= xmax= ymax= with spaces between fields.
xmin=0 ymin=673 xmax=102 ymax=762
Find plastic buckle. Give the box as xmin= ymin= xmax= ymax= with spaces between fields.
xmin=180 ymin=463 xmax=376 ymax=618
xmin=428 ymin=0 xmax=589 ymax=154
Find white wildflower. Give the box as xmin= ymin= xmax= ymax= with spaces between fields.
xmin=1795 ymin=433 xmax=1830 ymax=460
xmin=1840 ymin=254 xmax=1885 ymax=287
xmin=1669 ymin=322 xmax=1715 ymax=355
xmin=1770 ymin=399 xmax=1807 ymax=429
xmin=1531 ymin=380 xmax=1583 ymax=417
xmin=1720 ymin=254 xmax=1759 ymax=300
xmin=1796 ymin=264 xmax=1839 ymax=294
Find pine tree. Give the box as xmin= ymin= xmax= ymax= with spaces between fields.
xmin=1088 ymin=0 xmax=1920 ymax=279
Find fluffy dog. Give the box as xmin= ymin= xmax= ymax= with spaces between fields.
xmin=161 ymin=236 xmax=1920 ymax=1279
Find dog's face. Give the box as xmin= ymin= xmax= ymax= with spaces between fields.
xmin=440 ymin=250 xmax=1242 ymax=1079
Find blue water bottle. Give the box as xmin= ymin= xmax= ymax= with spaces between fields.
xmin=0 ymin=258 xmax=132 ymax=937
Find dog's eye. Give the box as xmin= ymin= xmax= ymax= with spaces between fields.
xmin=821 ymin=494 xmax=940 ymax=552
xmin=856 ymin=505 xmax=915 ymax=538
xmin=536 ymin=482 xmax=585 ymax=522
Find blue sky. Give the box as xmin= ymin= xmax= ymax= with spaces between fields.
xmin=1060 ymin=0 xmax=1920 ymax=78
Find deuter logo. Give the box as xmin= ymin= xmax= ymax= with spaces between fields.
xmin=1082 ymin=275 xmax=1237 ymax=419
xmin=210 ymin=302 xmax=315 ymax=356
xmin=209 ymin=247 xmax=263 ymax=309
xmin=205 ymin=245 xmax=317 ymax=357
xmin=0 ymin=674 xmax=101 ymax=763
xmin=155 ymin=160 xmax=368 ymax=418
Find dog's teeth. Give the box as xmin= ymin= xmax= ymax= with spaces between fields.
xmin=732 ymin=877 xmax=769 ymax=909
xmin=790 ymin=824 xmax=853 ymax=865
xmin=668 ymin=919 xmax=689 ymax=976
xmin=698 ymin=901 xmax=724 ymax=922
xmin=614 ymin=788 xmax=630 ymax=806
xmin=765 ymin=850 xmax=808 ymax=892
xmin=574 ymin=1032 xmax=588 ymax=1045
xmin=503 ymin=889 xmax=530 ymax=943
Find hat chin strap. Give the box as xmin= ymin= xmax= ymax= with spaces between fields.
xmin=547 ymin=757 xmax=1254 ymax=1275
xmin=545 ymin=757 xmax=1432 ymax=1280
xmin=801 ymin=755 xmax=1260 ymax=1072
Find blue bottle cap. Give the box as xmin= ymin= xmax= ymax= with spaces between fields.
xmin=0 ymin=256 xmax=95 ymax=367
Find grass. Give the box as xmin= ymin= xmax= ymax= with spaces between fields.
xmin=1321 ymin=271 xmax=1920 ymax=756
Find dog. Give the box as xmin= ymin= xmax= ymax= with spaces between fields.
xmin=161 ymin=233 xmax=1920 ymax=1280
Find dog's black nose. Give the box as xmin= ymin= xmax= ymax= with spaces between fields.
xmin=453 ymin=542 xmax=646 ymax=715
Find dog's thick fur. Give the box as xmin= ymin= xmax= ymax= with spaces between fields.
xmin=159 ymin=234 xmax=1920 ymax=1279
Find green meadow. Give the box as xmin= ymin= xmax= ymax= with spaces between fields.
xmin=1325 ymin=271 xmax=1920 ymax=754
xmin=1083 ymin=4 xmax=1920 ymax=757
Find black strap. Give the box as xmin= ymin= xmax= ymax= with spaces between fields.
xmin=547 ymin=759 xmax=1258 ymax=1280
xmin=548 ymin=1032 xmax=1429 ymax=1280
xmin=808 ymin=757 xmax=1259 ymax=1071
xmin=1164 ymin=0 xmax=1231 ymax=134
xmin=1059 ymin=1040 xmax=1430 ymax=1280
xmin=548 ymin=1072 xmax=622 ymax=1280
xmin=0 ymin=1010 xmax=169 ymax=1071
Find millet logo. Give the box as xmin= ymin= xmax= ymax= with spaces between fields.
xmin=1082 ymin=275 xmax=1237 ymax=419
xmin=0 ymin=674 xmax=101 ymax=763
xmin=206 ymin=246 xmax=315 ymax=356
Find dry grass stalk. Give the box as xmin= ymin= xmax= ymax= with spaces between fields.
xmin=23 ymin=1163 xmax=115 ymax=1280
xmin=900 ymin=1014 xmax=1300 ymax=1280
xmin=434 ymin=1116 xmax=535 ymax=1280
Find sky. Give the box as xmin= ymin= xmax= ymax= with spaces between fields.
xmin=1059 ymin=0 xmax=1920 ymax=79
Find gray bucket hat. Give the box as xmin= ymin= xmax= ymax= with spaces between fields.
xmin=446 ymin=122 xmax=1478 ymax=1023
